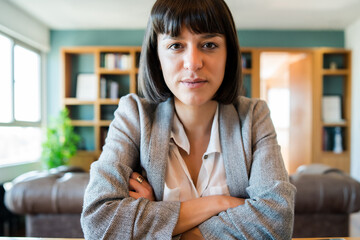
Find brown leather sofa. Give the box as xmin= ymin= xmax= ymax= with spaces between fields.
xmin=4 ymin=164 xmax=360 ymax=238
xmin=4 ymin=166 xmax=88 ymax=238
xmin=290 ymin=164 xmax=360 ymax=237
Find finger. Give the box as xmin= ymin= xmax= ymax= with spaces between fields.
xmin=129 ymin=191 xmax=141 ymax=199
xmin=131 ymin=172 xmax=145 ymax=184
xmin=130 ymin=172 xmax=138 ymax=179
xmin=129 ymin=178 xmax=145 ymax=192
xmin=130 ymin=172 xmax=155 ymax=201
xmin=131 ymin=172 xmax=142 ymax=180
xmin=131 ymin=172 xmax=151 ymax=189
xmin=129 ymin=178 xmax=155 ymax=201
xmin=128 ymin=178 xmax=137 ymax=191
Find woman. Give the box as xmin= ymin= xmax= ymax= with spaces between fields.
xmin=81 ymin=0 xmax=296 ymax=239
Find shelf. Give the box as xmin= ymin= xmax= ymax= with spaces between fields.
xmin=243 ymin=69 xmax=252 ymax=75
xmin=99 ymin=120 xmax=112 ymax=126
xmin=322 ymin=69 xmax=349 ymax=75
xmin=99 ymin=98 xmax=120 ymax=105
xmin=62 ymin=48 xmax=97 ymax=54
xmin=322 ymin=121 xmax=348 ymax=127
xmin=321 ymin=151 xmax=349 ymax=158
xmin=70 ymin=120 xmax=96 ymax=126
xmin=64 ymin=98 xmax=95 ymax=105
xmin=98 ymin=68 xmax=131 ymax=74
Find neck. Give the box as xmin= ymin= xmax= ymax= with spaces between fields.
xmin=174 ymin=98 xmax=217 ymax=140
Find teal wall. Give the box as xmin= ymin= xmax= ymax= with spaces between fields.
xmin=47 ymin=29 xmax=344 ymax=118
xmin=237 ymin=30 xmax=344 ymax=47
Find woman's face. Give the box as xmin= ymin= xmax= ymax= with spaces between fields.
xmin=157 ymin=27 xmax=227 ymax=107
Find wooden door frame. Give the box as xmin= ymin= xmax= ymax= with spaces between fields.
xmin=248 ymin=48 xmax=315 ymax=173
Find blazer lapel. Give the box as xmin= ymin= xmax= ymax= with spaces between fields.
xmin=146 ymin=100 xmax=249 ymax=200
xmin=219 ymin=104 xmax=249 ymax=197
xmin=147 ymin=98 xmax=174 ymax=201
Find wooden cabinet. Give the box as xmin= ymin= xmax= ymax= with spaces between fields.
xmin=241 ymin=48 xmax=260 ymax=98
xmin=61 ymin=46 xmax=141 ymax=170
xmin=313 ymin=49 xmax=351 ymax=172
xmin=240 ymin=48 xmax=351 ymax=173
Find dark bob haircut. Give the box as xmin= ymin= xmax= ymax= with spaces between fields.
xmin=138 ymin=0 xmax=242 ymax=104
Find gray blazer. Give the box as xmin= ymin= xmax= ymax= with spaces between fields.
xmin=81 ymin=94 xmax=296 ymax=240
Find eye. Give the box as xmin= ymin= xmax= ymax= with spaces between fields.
xmin=168 ymin=43 xmax=183 ymax=50
xmin=203 ymin=42 xmax=218 ymax=49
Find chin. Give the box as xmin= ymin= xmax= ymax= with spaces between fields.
xmin=178 ymin=96 xmax=214 ymax=107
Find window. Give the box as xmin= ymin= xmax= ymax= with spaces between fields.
xmin=0 ymin=32 xmax=42 ymax=166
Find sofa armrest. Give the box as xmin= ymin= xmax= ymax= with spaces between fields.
xmin=5 ymin=170 xmax=89 ymax=215
xmin=290 ymin=166 xmax=360 ymax=214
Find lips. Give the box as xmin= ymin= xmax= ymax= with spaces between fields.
xmin=180 ymin=78 xmax=208 ymax=89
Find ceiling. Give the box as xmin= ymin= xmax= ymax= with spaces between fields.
xmin=7 ymin=0 xmax=360 ymax=30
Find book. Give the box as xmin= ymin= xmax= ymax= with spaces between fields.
xmin=322 ymin=95 xmax=343 ymax=123
xmin=333 ymin=127 xmax=343 ymax=153
xmin=104 ymin=53 xmax=131 ymax=70
xmin=121 ymin=54 xmax=131 ymax=69
xmin=100 ymin=77 xmax=107 ymax=98
xmin=109 ymin=80 xmax=119 ymax=99
xmin=105 ymin=53 xmax=116 ymax=69
xmin=76 ymin=74 xmax=97 ymax=100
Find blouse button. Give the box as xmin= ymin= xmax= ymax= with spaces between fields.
xmin=204 ymin=155 xmax=208 ymax=159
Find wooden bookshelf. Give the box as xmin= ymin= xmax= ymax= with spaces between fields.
xmin=242 ymin=47 xmax=351 ymax=173
xmin=61 ymin=46 xmax=141 ymax=170
xmin=241 ymin=48 xmax=260 ymax=98
xmin=312 ymin=48 xmax=351 ymax=172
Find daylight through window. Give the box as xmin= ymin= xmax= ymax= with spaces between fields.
xmin=0 ymin=32 xmax=42 ymax=166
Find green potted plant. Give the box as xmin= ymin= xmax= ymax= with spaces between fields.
xmin=41 ymin=108 xmax=80 ymax=169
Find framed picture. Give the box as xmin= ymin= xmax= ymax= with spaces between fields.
xmin=322 ymin=95 xmax=343 ymax=123
xmin=76 ymin=74 xmax=97 ymax=100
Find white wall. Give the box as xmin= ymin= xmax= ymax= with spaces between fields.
xmin=345 ymin=18 xmax=360 ymax=182
xmin=0 ymin=0 xmax=49 ymax=51
xmin=0 ymin=0 xmax=48 ymax=182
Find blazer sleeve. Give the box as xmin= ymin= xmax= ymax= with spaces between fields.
xmin=80 ymin=95 xmax=180 ymax=240
xmin=198 ymin=99 xmax=297 ymax=240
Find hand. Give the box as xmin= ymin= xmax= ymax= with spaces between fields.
xmin=181 ymin=228 xmax=204 ymax=240
xmin=129 ymin=172 xmax=155 ymax=201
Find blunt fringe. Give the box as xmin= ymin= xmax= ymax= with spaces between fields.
xmin=138 ymin=0 xmax=242 ymax=104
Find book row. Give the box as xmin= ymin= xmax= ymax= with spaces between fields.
xmin=101 ymin=53 xmax=132 ymax=70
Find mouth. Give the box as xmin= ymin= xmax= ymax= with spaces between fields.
xmin=180 ymin=78 xmax=208 ymax=88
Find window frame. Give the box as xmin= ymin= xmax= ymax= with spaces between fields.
xmin=0 ymin=31 xmax=46 ymax=171
xmin=0 ymin=31 xmax=44 ymax=128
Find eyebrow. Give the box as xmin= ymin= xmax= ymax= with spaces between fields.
xmin=161 ymin=33 xmax=223 ymax=41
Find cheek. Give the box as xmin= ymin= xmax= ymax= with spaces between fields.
xmin=219 ymin=54 xmax=227 ymax=78
xmin=158 ymin=60 xmax=175 ymax=89
xmin=159 ymin=57 xmax=179 ymax=80
xmin=159 ymin=62 xmax=171 ymax=81
xmin=211 ymin=55 xmax=226 ymax=77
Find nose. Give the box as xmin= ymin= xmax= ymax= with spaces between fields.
xmin=183 ymin=46 xmax=203 ymax=71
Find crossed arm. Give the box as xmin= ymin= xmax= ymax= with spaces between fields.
xmin=81 ymin=96 xmax=295 ymax=239
xmin=129 ymin=172 xmax=245 ymax=239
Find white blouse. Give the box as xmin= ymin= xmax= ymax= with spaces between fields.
xmin=163 ymin=104 xmax=230 ymax=202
